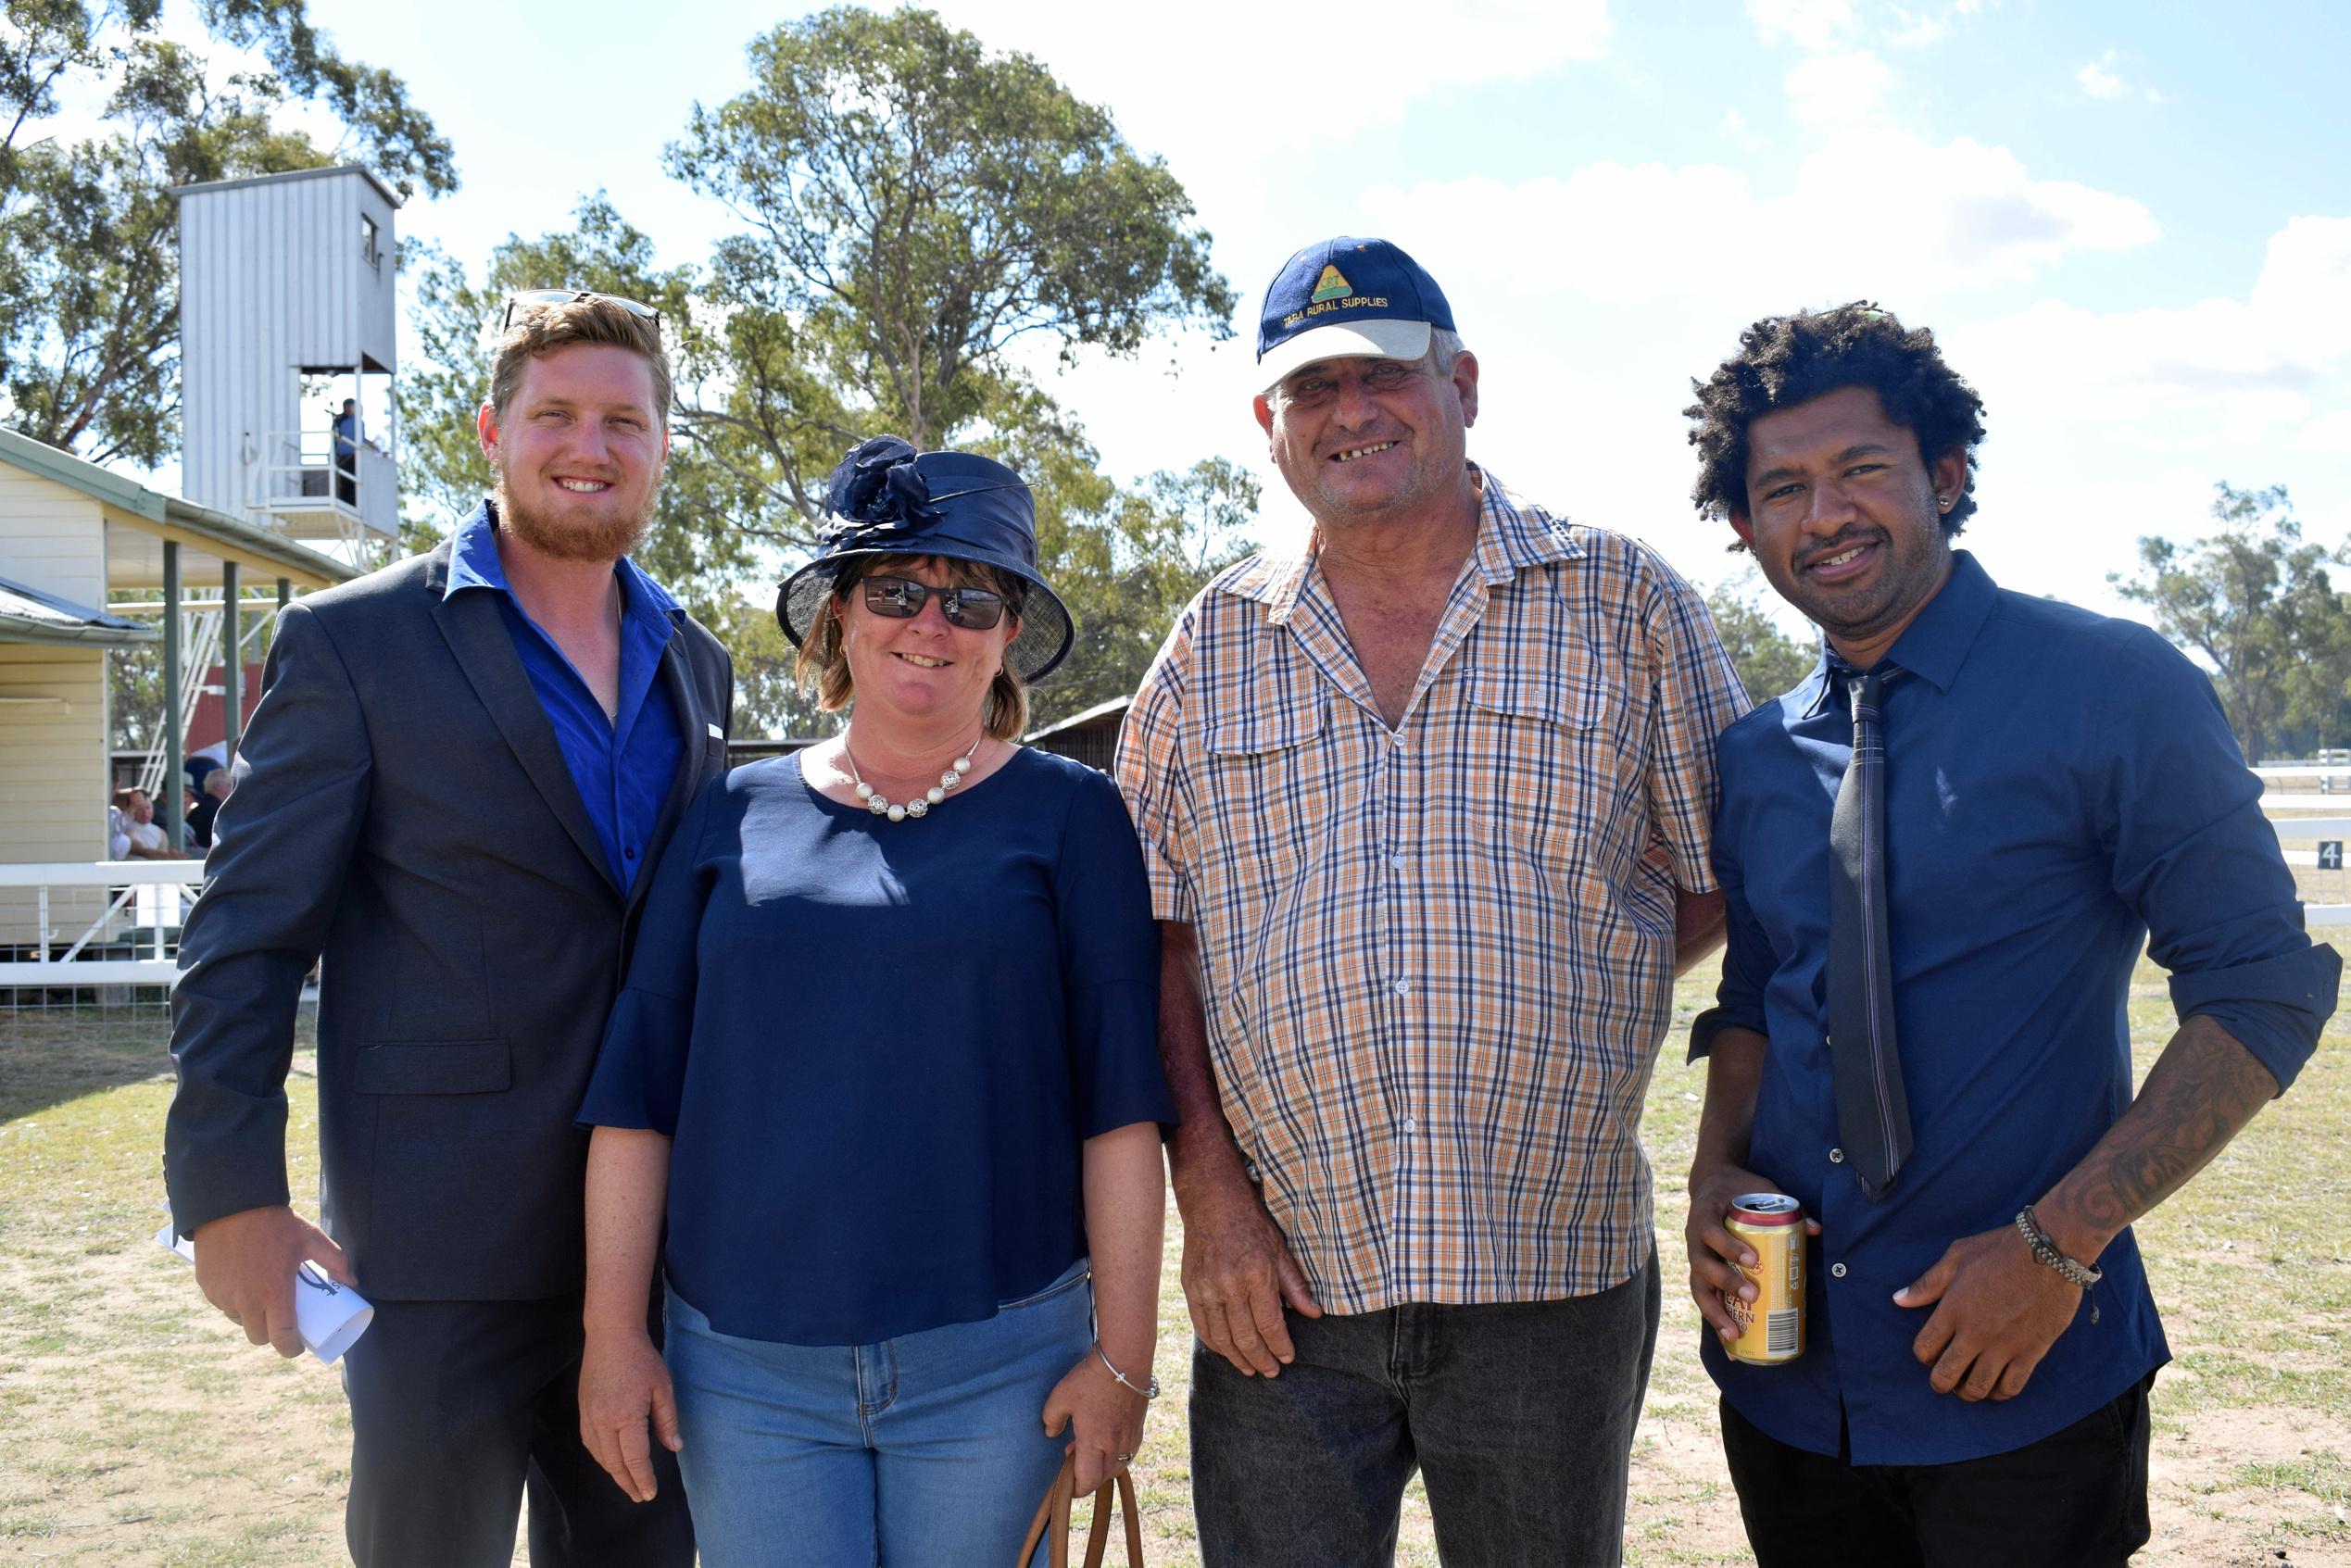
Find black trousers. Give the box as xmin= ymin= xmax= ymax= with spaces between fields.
xmin=340 ymin=1294 xmax=695 ymax=1568
xmin=1190 ymin=1259 xmax=1661 ymax=1568
xmin=1720 ymin=1372 xmax=2155 ymax=1568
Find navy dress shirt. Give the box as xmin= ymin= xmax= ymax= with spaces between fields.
xmin=443 ymin=502 xmax=683 ymax=892
xmin=577 ymin=747 xmax=1178 ymax=1347
xmin=1699 ymin=550 xmax=2337 ymax=1466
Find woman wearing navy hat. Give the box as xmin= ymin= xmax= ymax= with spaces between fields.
xmin=574 ymin=437 xmax=1176 ymax=1564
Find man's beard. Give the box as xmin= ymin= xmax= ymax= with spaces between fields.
xmin=494 ymin=477 xmax=657 ymax=563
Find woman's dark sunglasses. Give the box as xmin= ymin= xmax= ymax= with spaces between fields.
xmin=861 ymin=575 xmax=1010 ymax=631
xmin=500 ymin=288 xmax=662 ymax=336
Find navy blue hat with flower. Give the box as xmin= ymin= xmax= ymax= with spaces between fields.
xmin=774 ymin=435 xmax=1075 ymax=683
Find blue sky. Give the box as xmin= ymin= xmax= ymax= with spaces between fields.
xmin=174 ymin=1 xmax=2351 ymax=617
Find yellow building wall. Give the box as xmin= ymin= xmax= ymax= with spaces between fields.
xmin=0 ymin=466 xmax=107 ymax=607
xmin=0 ymin=643 xmax=111 ymax=948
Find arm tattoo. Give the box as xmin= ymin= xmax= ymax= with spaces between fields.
xmin=2054 ymin=1015 xmax=2281 ymax=1245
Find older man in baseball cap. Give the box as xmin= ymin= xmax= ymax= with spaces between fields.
xmin=1114 ymin=237 xmax=1751 ymax=1565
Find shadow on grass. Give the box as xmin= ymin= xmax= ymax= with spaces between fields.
xmin=1 ymin=1009 xmax=183 ymax=1122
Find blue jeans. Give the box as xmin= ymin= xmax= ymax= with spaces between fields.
xmin=665 ymin=1259 xmax=1089 ymax=1568
xmin=1190 ymin=1256 xmax=1661 ymax=1568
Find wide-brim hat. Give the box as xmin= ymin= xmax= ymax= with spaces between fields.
xmin=775 ymin=436 xmax=1074 ymax=684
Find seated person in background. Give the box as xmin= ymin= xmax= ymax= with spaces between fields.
xmin=111 ymin=788 xmax=184 ymax=859
xmin=188 ymin=769 xmax=234 ymax=852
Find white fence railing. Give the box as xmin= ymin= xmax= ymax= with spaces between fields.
xmin=4 ymin=784 xmax=2349 ymax=994
xmin=0 ymin=861 xmax=205 ymax=989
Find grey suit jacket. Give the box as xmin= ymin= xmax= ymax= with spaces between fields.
xmin=163 ymin=536 xmax=735 ymax=1301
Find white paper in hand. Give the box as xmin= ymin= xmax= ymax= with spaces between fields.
xmin=153 ymin=1222 xmax=375 ymax=1365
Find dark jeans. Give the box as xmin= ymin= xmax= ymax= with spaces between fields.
xmin=1719 ymin=1371 xmax=2155 ymax=1568
xmin=341 ymin=1294 xmax=695 ymax=1568
xmin=1190 ymin=1257 xmax=1660 ymax=1568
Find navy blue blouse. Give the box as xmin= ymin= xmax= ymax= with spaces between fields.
xmin=578 ymin=746 xmax=1176 ymax=1347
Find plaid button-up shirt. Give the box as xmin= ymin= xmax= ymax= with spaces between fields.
xmin=1114 ymin=470 xmax=1750 ymax=1312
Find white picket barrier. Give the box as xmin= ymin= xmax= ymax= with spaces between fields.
xmin=0 ymin=861 xmax=206 ymax=989
xmin=3 ymin=777 xmax=2346 ymax=991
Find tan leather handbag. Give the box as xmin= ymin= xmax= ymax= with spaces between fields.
xmin=1014 ymin=1452 xmax=1145 ymax=1568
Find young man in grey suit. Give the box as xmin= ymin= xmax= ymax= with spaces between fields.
xmin=164 ymin=293 xmax=732 ymax=1566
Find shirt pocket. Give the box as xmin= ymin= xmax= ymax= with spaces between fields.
xmin=1197 ymin=695 xmax=1335 ymax=1114
xmin=1197 ymin=693 xmax=1334 ymax=886
xmin=1463 ymin=656 xmax=1614 ymax=860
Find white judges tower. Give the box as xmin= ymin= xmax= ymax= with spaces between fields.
xmin=175 ymin=164 xmax=403 ymax=563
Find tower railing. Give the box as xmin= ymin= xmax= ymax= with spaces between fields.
xmin=249 ymin=429 xmax=397 ymax=546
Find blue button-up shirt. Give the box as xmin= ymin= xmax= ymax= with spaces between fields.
xmin=1700 ymin=549 xmax=2337 ymax=1466
xmin=444 ymin=503 xmax=685 ymax=893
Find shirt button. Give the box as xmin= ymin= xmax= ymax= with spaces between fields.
xmin=624 ymin=846 xmax=638 ymax=860
xmin=1391 ymin=980 xmax=1412 ymax=997
xmin=1830 ymin=1262 xmax=1848 ymax=1279
xmin=1389 ymin=855 xmax=1407 ymax=873
xmin=1401 ymin=1116 xmax=1419 ymax=1134
xmin=1829 ymin=1147 xmax=1844 ymax=1164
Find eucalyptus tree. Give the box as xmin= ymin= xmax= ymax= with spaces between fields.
xmin=0 ymin=0 xmax=454 ymax=463
xmin=402 ymin=6 xmax=1248 ymax=732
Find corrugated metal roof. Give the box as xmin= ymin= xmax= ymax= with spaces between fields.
xmin=0 ymin=575 xmax=157 ymax=646
xmin=0 ymin=423 xmax=358 ymax=587
xmin=1024 ymin=695 xmax=1131 ymax=742
xmin=170 ymin=162 xmax=404 ymax=209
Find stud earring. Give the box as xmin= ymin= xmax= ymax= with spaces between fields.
xmin=1936 ymin=495 xmax=1952 ymax=509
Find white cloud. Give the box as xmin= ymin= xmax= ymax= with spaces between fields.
xmin=939 ymin=0 xmax=1607 ymax=166
xmin=2077 ymin=48 xmax=2165 ymax=104
xmin=2224 ymin=390 xmax=2315 ymax=445
xmin=1718 ymin=107 xmax=1763 ymax=151
xmin=1961 ymin=465 xmax=2215 ymax=618
xmin=930 ymin=0 xmax=1614 ymax=253
xmin=2249 ymin=216 xmax=2351 ymax=360
xmin=2078 ymin=53 xmax=2127 ymax=100
xmin=1952 ymin=216 xmax=2351 ymax=428
xmin=1784 ymin=49 xmax=1894 ymax=124
xmin=1884 ymin=12 xmax=1945 ymax=46
xmin=1747 ymin=0 xmax=1852 ymax=49
xmin=2296 ymin=410 xmax=2351 ymax=453
xmin=1358 ymin=131 xmax=2156 ymax=309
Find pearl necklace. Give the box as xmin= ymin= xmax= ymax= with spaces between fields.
xmin=843 ymin=729 xmax=982 ymax=822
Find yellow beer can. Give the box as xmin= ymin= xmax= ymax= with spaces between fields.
xmin=1725 ymin=1192 xmax=1805 ymax=1365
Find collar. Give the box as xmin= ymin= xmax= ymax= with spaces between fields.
xmin=1221 ymin=464 xmax=1586 ymax=625
xmin=1800 ymin=547 xmax=1998 ymax=717
xmin=442 ymin=498 xmax=683 ymax=626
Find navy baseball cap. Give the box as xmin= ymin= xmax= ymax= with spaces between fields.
xmin=1255 ymin=237 xmax=1456 ymax=393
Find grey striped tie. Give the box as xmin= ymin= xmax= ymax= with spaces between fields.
xmin=1827 ymin=668 xmax=1914 ymax=1200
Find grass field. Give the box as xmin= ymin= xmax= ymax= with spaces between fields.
xmin=1 ymin=959 xmax=2345 ymax=1565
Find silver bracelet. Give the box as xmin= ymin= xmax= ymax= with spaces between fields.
xmin=2015 ymin=1206 xmax=2103 ymax=1323
xmin=1094 ymin=1341 xmax=1160 ymax=1400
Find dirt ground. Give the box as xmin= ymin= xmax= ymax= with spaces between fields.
xmin=5 ymin=1197 xmax=2344 ymax=1565
xmin=2 ymin=997 xmax=2345 ymax=1565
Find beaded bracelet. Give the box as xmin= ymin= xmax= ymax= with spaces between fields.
xmin=2015 ymin=1205 xmax=2103 ymax=1323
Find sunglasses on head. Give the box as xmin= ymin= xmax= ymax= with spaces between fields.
xmin=861 ymin=574 xmax=1012 ymax=631
xmin=500 ymin=288 xmax=662 ymax=337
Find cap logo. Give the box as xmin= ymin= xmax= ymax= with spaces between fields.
xmin=1310 ymin=264 xmax=1352 ymax=303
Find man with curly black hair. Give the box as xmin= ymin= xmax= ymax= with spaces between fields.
xmin=1678 ymin=302 xmax=2337 ymax=1566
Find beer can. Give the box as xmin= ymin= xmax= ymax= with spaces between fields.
xmin=1724 ymin=1192 xmax=1805 ymax=1365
